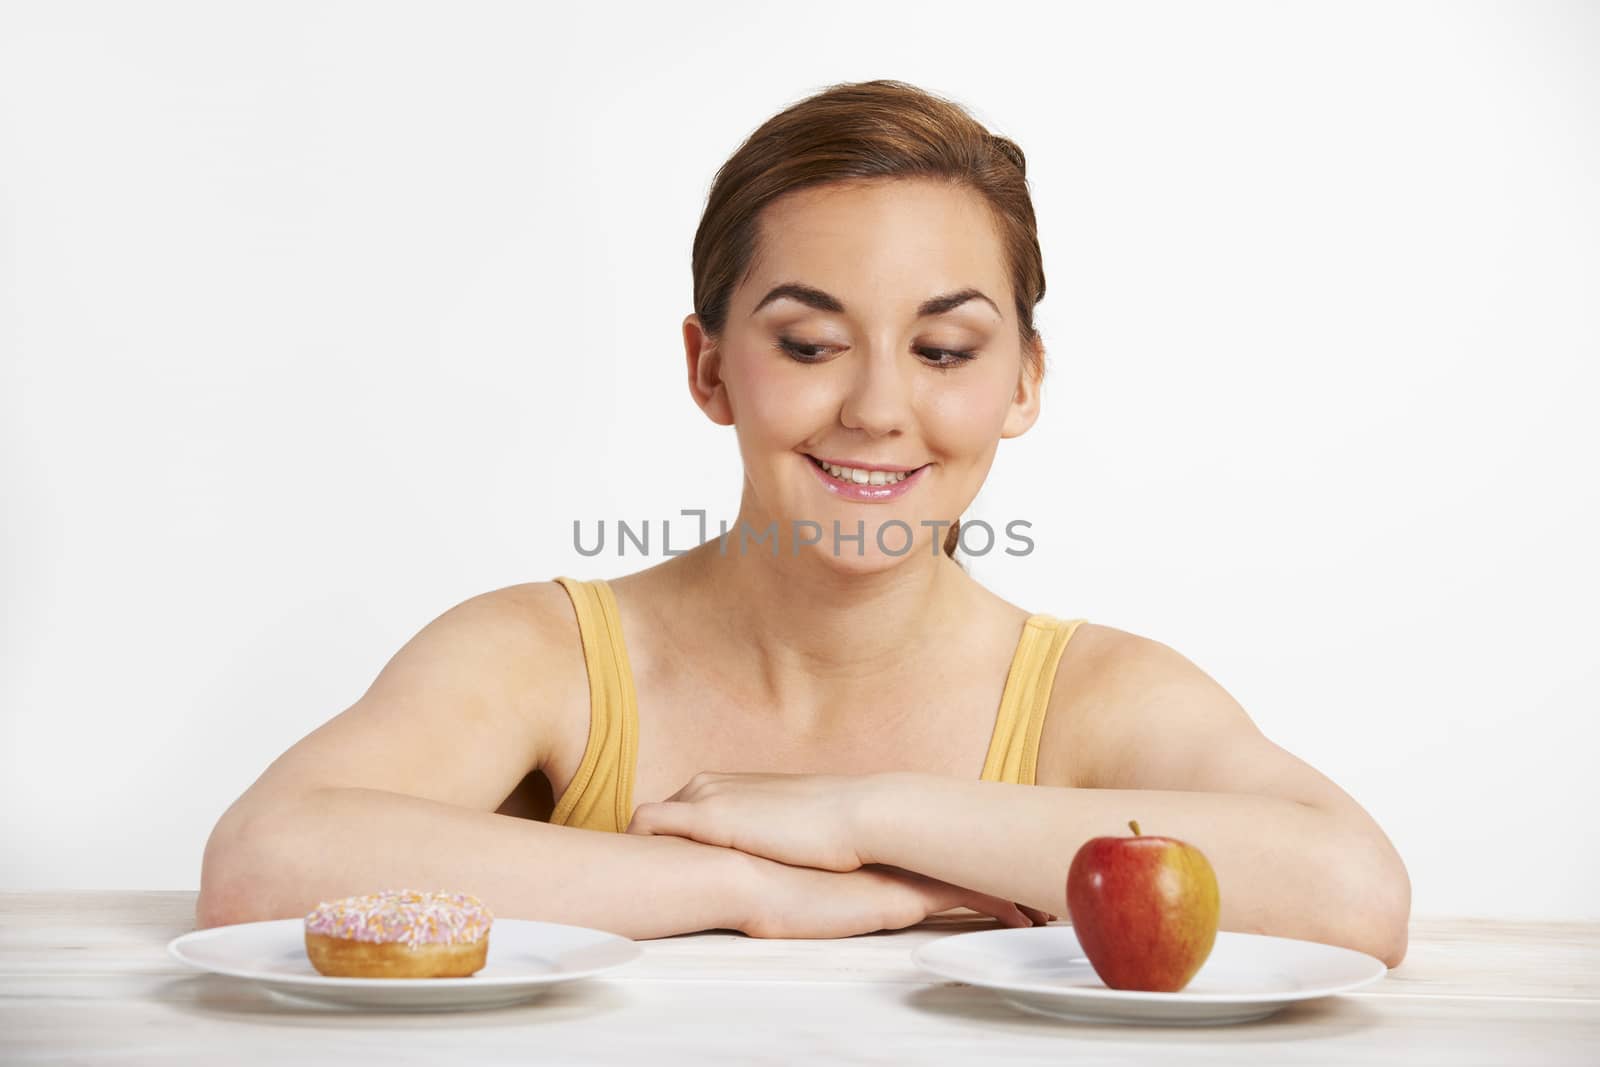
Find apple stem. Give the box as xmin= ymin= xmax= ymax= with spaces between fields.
xmin=1129 ymin=819 xmax=1141 ymax=836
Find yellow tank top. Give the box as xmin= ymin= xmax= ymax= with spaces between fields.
xmin=548 ymin=575 xmax=1087 ymax=834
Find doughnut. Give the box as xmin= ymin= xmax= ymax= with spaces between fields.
xmin=303 ymin=889 xmax=493 ymax=978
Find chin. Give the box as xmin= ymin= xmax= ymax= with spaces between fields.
xmin=804 ymin=539 xmax=928 ymax=575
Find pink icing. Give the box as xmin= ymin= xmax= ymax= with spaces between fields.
xmin=304 ymin=889 xmax=493 ymax=950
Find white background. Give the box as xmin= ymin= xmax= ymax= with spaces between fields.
xmin=3 ymin=0 xmax=1595 ymax=920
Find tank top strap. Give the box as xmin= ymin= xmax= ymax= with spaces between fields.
xmin=980 ymin=614 xmax=1089 ymax=786
xmin=549 ymin=576 xmax=640 ymax=833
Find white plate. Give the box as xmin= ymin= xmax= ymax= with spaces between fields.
xmin=912 ymin=926 xmax=1386 ymax=1025
xmin=168 ymin=918 xmax=642 ymax=1012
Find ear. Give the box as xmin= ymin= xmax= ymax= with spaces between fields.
xmin=684 ymin=314 xmax=734 ymax=426
xmin=999 ymin=335 xmax=1044 ymax=439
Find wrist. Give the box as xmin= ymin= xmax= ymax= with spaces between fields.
xmin=719 ymin=847 xmax=769 ymax=934
xmin=850 ymin=770 xmax=909 ymax=868
xmin=636 ymin=830 xmax=767 ymax=936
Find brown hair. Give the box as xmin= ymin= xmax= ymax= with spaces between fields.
xmin=690 ymin=79 xmax=1047 ymax=563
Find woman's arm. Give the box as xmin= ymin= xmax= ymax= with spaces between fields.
xmin=198 ymin=784 xmax=752 ymax=940
xmin=194 ymin=583 xmax=751 ymax=941
xmin=852 ymin=632 xmax=1412 ymax=967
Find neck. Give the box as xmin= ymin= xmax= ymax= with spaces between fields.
xmin=667 ymin=502 xmax=976 ymax=735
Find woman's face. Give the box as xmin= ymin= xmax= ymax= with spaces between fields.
xmin=686 ymin=177 xmax=1041 ymax=570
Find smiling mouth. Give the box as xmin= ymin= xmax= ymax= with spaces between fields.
xmin=804 ymin=454 xmax=930 ymax=486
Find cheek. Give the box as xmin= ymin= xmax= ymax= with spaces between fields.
xmin=729 ymin=355 xmax=835 ymax=443
xmin=919 ymin=370 xmax=1016 ymax=451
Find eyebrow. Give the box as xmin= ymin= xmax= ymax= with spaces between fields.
xmin=750 ymin=282 xmax=1002 ymax=321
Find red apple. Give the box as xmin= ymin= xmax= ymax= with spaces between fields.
xmin=1065 ymin=820 xmax=1220 ymax=992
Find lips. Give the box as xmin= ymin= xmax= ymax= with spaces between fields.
xmin=804 ymin=453 xmax=930 ymax=502
xmin=805 ymin=453 xmax=927 ymax=475
xmin=804 ymin=454 xmax=927 ymax=485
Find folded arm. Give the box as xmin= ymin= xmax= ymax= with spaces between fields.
xmin=854 ymin=631 xmax=1412 ymax=967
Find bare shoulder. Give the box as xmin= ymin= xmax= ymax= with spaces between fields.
xmin=1041 ymin=622 xmax=1375 ymax=822
xmin=478 ymin=579 xmax=582 ymax=644
xmin=370 ymin=580 xmax=592 ymax=775
xmin=212 ymin=579 xmax=592 ymax=831
xmin=471 ymin=581 xmax=589 ymax=758
xmin=1039 ymin=622 xmax=1255 ymax=792
xmin=1035 ymin=622 xmax=1143 ymax=788
xmin=367 ymin=579 xmax=589 ymax=789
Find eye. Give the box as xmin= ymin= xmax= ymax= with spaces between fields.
xmin=917 ymin=347 xmax=978 ymax=369
xmin=776 ymin=337 xmax=831 ymax=363
xmin=776 ymin=338 xmax=979 ymax=369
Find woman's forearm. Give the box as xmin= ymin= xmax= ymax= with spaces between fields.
xmin=196 ymin=785 xmax=749 ymax=941
xmin=855 ymin=772 xmax=1410 ymax=967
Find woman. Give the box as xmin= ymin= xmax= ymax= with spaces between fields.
xmin=197 ymin=80 xmax=1410 ymax=965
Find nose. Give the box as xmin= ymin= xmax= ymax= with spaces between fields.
xmin=839 ymin=345 xmax=912 ymax=438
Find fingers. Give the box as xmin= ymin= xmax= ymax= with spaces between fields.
xmin=973 ymin=890 xmax=1050 ymax=928
xmin=923 ymin=876 xmax=1059 ymax=928
xmin=989 ymin=900 xmax=1037 ymax=928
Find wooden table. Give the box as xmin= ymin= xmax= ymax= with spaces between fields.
xmin=2 ymin=893 xmax=1596 ymax=1064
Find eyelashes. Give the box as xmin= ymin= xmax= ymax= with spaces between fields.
xmin=775 ymin=337 xmax=978 ymax=369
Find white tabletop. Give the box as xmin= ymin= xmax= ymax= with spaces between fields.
xmin=3 ymin=892 xmax=1597 ymax=1064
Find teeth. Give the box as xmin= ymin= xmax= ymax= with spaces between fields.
xmin=814 ymin=457 xmax=912 ymax=484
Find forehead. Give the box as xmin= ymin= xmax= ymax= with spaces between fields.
xmin=744 ymin=178 xmax=1010 ymax=314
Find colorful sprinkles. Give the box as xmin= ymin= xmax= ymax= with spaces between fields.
xmin=304 ymin=889 xmax=493 ymax=950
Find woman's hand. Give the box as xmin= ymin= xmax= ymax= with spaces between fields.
xmin=624 ymin=771 xmax=877 ymax=872
xmin=626 ymin=770 xmax=1058 ymax=937
xmin=731 ymin=853 xmax=1057 ymax=939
